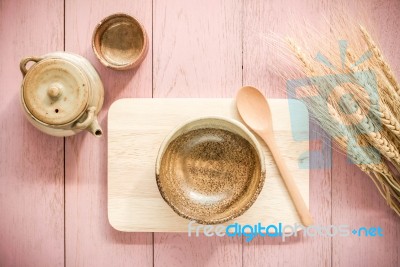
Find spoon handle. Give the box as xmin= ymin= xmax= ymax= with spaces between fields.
xmin=262 ymin=133 xmax=313 ymax=226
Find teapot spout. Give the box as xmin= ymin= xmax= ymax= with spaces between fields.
xmin=88 ymin=117 xmax=103 ymax=137
xmin=74 ymin=107 xmax=102 ymax=137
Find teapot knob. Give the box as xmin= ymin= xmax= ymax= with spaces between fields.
xmin=47 ymin=85 xmax=61 ymax=99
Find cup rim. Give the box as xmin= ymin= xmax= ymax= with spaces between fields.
xmin=92 ymin=13 xmax=148 ymax=70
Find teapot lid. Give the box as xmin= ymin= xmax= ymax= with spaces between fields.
xmin=22 ymin=58 xmax=89 ymax=125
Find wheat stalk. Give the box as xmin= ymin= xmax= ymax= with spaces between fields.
xmin=344 ymin=53 xmax=400 ymax=171
xmin=376 ymin=70 xmax=400 ymax=118
xmin=329 ymin=81 xmax=400 ymax=169
xmin=346 ymin=49 xmax=400 ymax=119
xmin=339 ymin=49 xmax=400 ymax=141
xmin=360 ymin=26 xmax=400 ymax=95
xmin=369 ymin=172 xmax=400 ymax=216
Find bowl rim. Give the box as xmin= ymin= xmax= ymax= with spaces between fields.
xmin=155 ymin=116 xmax=266 ymax=225
xmin=92 ymin=13 xmax=148 ymax=70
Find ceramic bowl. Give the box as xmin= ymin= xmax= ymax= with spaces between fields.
xmin=156 ymin=117 xmax=266 ymax=224
xmin=92 ymin=13 xmax=148 ymax=70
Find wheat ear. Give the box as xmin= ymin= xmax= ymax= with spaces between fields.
xmin=346 ymin=49 xmax=400 ymax=121
xmin=343 ymin=49 xmax=400 ymax=140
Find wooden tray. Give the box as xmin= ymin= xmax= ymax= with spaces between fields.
xmin=108 ymin=98 xmax=309 ymax=232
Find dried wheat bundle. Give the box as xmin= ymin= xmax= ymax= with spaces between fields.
xmin=284 ymin=32 xmax=400 ymax=215
xmin=296 ymin=75 xmax=400 ymax=215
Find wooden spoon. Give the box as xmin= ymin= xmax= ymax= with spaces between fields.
xmin=236 ymin=86 xmax=313 ymax=226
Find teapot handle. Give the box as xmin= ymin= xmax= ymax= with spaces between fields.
xmin=20 ymin=57 xmax=43 ymax=76
xmin=74 ymin=107 xmax=96 ymax=130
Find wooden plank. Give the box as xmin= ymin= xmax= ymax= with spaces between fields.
xmin=331 ymin=1 xmax=400 ymax=266
xmin=243 ymin=0 xmax=332 ymax=266
xmin=108 ymin=98 xmax=309 ymax=232
xmin=153 ymin=0 xmax=242 ymax=98
xmin=332 ymin=151 xmax=400 ymax=266
xmin=0 ymin=0 xmax=64 ymax=266
xmin=64 ymin=0 xmax=153 ymax=266
xmin=152 ymin=0 xmax=243 ymax=266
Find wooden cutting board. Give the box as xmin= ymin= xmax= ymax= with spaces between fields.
xmin=108 ymin=98 xmax=309 ymax=232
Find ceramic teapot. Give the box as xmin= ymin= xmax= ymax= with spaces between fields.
xmin=20 ymin=52 xmax=104 ymax=137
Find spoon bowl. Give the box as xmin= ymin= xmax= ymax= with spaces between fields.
xmin=236 ymin=86 xmax=272 ymax=132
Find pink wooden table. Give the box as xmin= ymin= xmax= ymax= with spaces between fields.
xmin=1 ymin=0 xmax=399 ymax=266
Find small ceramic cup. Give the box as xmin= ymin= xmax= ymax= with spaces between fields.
xmin=92 ymin=13 xmax=148 ymax=70
xmin=156 ymin=116 xmax=266 ymax=224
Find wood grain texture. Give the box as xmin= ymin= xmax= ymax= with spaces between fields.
xmin=0 ymin=0 xmax=64 ymax=266
xmin=152 ymin=1 xmax=243 ymax=266
xmin=108 ymin=98 xmax=309 ymax=232
xmin=243 ymin=0 xmax=332 ymax=266
xmin=331 ymin=1 xmax=400 ymax=267
xmin=64 ymin=0 xmax=153 ymax=266
xmin=153 ymin=0 xmax=242 ymax=98
xmin=1 ymin=0 xmax=399 ymax=266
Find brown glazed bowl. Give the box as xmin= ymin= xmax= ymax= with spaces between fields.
xmin=92 ymin=13 xmax=148 ymax=70
xmin=156 ymin=117 xmax=266 ymax=224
